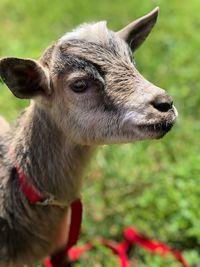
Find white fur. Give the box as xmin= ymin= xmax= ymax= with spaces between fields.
xmin=122 ymin=110 xmax=146 ymax=124
xmin=0 ymin=116 xmax=9 ymax=135
xmin=59 ymin=21 xmax=110 ymax=45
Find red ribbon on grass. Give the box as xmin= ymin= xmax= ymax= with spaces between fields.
xmin=67 ymin=227 xmax=190 ymax=267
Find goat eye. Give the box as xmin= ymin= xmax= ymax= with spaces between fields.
xmin=70 ymin=80 xmax=88 ymax=93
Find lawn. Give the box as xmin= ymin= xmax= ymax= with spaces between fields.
xmin=0 ymin=0 xmax=200 ymax=266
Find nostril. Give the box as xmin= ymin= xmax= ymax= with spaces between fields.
xmin=151 ymin=95 xmax=173 ymax=112
xmin=153 ymin=101 xmax=173 ymax=112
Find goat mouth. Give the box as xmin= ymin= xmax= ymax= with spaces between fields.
xmin=139 ymin=121 xmax=175 ymax=137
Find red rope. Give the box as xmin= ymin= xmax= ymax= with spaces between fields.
xmin=67 ymin=227 xmax=190 ymax=267
xmin=124 ymin=227 xmax=190 ymax=267
xmin=44 ymin=200 xmax=82 ymax=267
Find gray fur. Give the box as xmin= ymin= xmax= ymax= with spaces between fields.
xmin=0 ymin=8 xmax=177 ymax=267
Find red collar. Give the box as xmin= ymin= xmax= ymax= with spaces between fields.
xmin=16 ymin=166 xmax=44 ymax=204
xmin=16 ymin=166 xmax=70 ymax=207
xmin=15 ymin=166 xmax=83 ymax=267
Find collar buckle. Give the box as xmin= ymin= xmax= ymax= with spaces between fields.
xmin=37 ymin=193 xmax=68 ymax=208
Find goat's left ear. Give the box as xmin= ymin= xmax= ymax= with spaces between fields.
xmin=0 ymin=57 xmax=51 ymax=99
xmin=117 ymin=7 xmax=159 ymax=51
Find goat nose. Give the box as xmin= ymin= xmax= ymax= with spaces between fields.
xmin=151 ymin=94 xmax=173 ymax=112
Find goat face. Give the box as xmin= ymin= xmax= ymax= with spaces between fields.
xmin=0 ymin=8 xmax=177 ymax=145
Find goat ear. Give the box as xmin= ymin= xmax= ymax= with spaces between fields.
xmin=0 ymin=57 xmax=51 ymax=99
xmin=117 ymin=7 xmax=159 ymax=51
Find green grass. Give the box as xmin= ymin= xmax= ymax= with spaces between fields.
xmin=0 ymin=0 xmax=200 ymax=266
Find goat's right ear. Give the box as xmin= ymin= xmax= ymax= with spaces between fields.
xmin=0 ymin=57 xmax=51 ymax=99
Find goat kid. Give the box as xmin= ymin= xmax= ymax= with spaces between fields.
xmin=0 ymin=7 xmax=177 ymax=267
